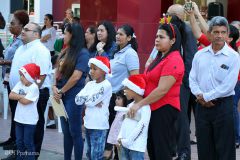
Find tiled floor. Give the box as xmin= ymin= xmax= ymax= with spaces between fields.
xmin=0 ymin=112 xmax=239 ymax=159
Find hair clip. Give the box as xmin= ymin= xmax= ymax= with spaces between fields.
xmin=159 ymin=13 xmax=172 ymax=25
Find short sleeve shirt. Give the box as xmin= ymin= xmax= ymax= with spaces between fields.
xmin=13 ymin=82 xmax=39 ymax=125
xmin=41 ymin=27 xmax=57 ymax=51
xmin=57 ymin=48 xmax=90 ymax=97
xmin=108 ymin=44 xmax=139 ymax=93
xmin=144 ymin=51 xmax=185 ymax=111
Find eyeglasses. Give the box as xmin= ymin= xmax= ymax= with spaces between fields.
xmin=22 ymin=28 xmax=37 ymax=32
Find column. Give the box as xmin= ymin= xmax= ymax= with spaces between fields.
xmin=34 ymin=0 xmax=53 ymax=24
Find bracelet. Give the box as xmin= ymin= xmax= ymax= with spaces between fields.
xmin=58 ymin=89 xmax=64 ymax=94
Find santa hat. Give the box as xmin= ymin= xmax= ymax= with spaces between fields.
xmin=122 ymin=74 xmax=146 ymax=96
xmin=88 ymin=56 xmax=111 ymax=74
xmin=19 ymin=63 xmax=41 ymax=83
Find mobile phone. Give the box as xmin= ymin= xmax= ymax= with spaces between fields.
xmin=184 ymin=1 xmax=193 ymax=11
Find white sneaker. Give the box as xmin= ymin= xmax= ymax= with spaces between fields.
xmin=47 ymin=120 xmax=56 ymax=126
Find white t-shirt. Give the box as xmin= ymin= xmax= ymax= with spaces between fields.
xmin=118 ymin=102 xmax=151 ymax=152
xmin=9 ymin=39 xmax=52 ymax=90
xmin=13 ymin=82 xmax=39 ymax=125
xmin=41 ymin=27 xmax=57 ymax=51
xmin=75 ymin=79 xmax=112 ymax=129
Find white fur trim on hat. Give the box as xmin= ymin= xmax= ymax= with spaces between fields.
xmin=122 ymin=78 xmax=145 ymax=96
xmin=19 ymin=67 xmax=35 ymax=83
xmin=88 ymin=58 xmax=109 ymax=74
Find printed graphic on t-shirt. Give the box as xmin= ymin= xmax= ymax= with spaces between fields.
xmin=75 ymin=87 xmax=104 ymax=104
xmin=19 ymin=89 xmax=26 ymax=95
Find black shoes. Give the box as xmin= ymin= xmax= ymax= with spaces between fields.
xmin=236 ymin=142 xmax=240 ymax=149
xmin=1 ymin=153 xmax=16 ymax=160
xmin=0 ymin=138 xmax=14 ymax=147
xmin=46 ymin=124 xmax=56 ymax=129
xmin=175 ymin=153 xmax=190 ymax=160
xmin=3 ymin=142 xmax=16 ymax=150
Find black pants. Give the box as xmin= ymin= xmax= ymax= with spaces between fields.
xmin=34 ymin=88 xmax=49 ymax=158
xmin=196 ymin=96 xmax=236 ymax=160
xmin=7 ymin=84 xmax=17 ymax=142
xmin=147 ymin=105 xmax=179 ymax=160
xmin=176 ymin=84 xmax=191 ymax=157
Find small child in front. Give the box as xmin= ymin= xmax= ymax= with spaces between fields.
xmin=9 ymin=63 xmax=40 ymax=160
xmin=118 ymin=74 xmax=151 ymax=160
xmin=75 ymin=56 xmax=112 ymax=160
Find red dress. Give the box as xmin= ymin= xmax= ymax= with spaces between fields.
xmin=144 ymin=51 xmax=185 ymax=111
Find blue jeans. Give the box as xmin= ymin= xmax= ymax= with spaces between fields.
xmin=85 ymin=129 xmax=107 ymax=160
xmin=15 ymin=122 xmax=36 ymax=160
xmin=234 ymin=81 xmax=240 ymax=144
xmin=121 ymin=146 xmax=144 ymax=160
xmin=61 ymin=96 xmax=83 ymax=160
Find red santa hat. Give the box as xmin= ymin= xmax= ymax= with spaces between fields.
xmin=88 ymin=56 xmax=111 ymax=74
xmin=122 ymin=74 xmax=146 ymax=96
xmin=19 ymin=63 xmax=41 ymax=83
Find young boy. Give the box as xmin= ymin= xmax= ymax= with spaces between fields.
xmin=75 ymin=56 xmax=112 ymax=160
xmin=117 ymin=74 xmax=151 ymax=160
xmin=9 ymin=63 xmax=40 ymax=160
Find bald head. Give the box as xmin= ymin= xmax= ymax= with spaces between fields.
xmin=167 ymin=4 xmax=185 ymax=21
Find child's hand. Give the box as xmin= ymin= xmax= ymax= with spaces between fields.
xmin=96 ymin=101 xmax=103 ymax=108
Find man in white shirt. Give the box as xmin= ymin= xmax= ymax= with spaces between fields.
xmin=9 ymin=22 xmax=52 ymax=159
xmin=189 ymin=16 xmax=240 ymax=160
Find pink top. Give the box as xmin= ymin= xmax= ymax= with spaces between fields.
xmin=107 ymin=111 xmax=125 ymax=144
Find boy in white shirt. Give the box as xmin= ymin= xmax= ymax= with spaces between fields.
xmin=118 ymin=74 xmax=151 ymax=160
xmin=75 ymin=56 xmax=112 ymax=160
xmin=9 ymin=63 xmax=40 ymax=160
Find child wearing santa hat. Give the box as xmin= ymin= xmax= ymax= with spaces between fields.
xmin=75 ymin=56 xmax=112 ymax=160
xmin=9 ymin=63 xmax=40 ymax=160
xmin=117 ymin=74 xmax=151 ymax=160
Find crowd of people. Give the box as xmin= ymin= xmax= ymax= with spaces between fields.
xmin=0 ymin=1 xmax=240 ymax=160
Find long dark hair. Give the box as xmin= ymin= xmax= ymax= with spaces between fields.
xmin=147 ymin=23 xmax=181 ymax=71
xmin=229 ymin=24 xmax=239 ymax=52
xmin=42 ymin=14 xmax=54 ymax=31
xmin=117 ymin=24 xmax=138 ymax=52
xmin=85 ymin=25 xmax=98 ymax=52
xmin=97 ymin=20 xmax=116 ymax=52
xmin=61 ymin=23 xmax=85 ymax=78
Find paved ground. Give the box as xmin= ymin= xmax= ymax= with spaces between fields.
xmin=0 ymin=112 xmax=239 ymax=159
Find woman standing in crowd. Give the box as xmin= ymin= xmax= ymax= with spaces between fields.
xmin=85 ymin=25 xmax=98 ymax=58
xmin=0 ymin=11 xmax=29 ymax=157
xmin=96 ymin=20 xmax=117 ymax=59
xmin=53 ymin=23 xmax=89 ymax=160
xmin=129 ymin=21 xmax=184 ymax=160
xmin=41 ymin=14 xmax=56 ymax=56
xmin=104 ymin=24 xmax=140 ymax=159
